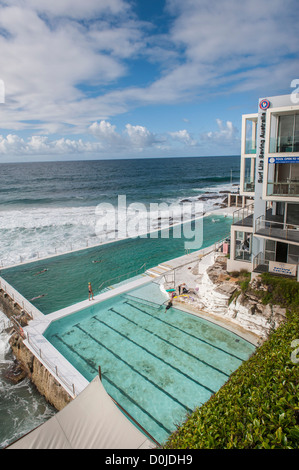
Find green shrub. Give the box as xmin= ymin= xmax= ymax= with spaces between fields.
xmin=257 ymin=273 xmax=299 ymax=309
xmin=164 ymin=275 xmax=299 ymax=449
xmin=164 ymin=310 xmax=299 ymax=449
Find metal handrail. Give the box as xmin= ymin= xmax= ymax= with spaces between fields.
xmin=253 ymin=251 xmax=269 ymax=271
xmin=26 ymin=332 xmax=76 ymax=397
xmin=267 ymin=180 xmax=299 ymax=196
xmin=124 ymin=294 xmax=165 ymax=308
xmin=98 ymin=263 xmax=146 ymax=291
xmin=232 ymin=202 xmax=254 ymax=225
xmin=214 ymin=234 xmax=230 ymax=252
xmin=255 ymin=215 xmax=299 ymax=240
xmin=0 ymin=276 xmax=35 ymax=319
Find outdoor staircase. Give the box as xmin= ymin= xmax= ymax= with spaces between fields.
xmin=145 ymin=263 xmax=173 ymax=278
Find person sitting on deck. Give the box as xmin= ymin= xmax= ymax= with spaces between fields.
xmin=181 ymin=283 xmax=189 ymax=294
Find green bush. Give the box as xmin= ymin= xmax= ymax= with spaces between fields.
xmin=257 ymin=273 xmax=299 ymax=309
xmin=164 ymin=275 xmax=299 ymax=449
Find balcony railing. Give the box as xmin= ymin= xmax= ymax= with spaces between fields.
xmin=267 ymin=180 xmax=299 ymax=197
xmin=255 ymin=216 xmax=299 ymax=244
xmin=232 ymin=202 xmax=254 ymax=226
xmin=253 ymin=251 xmax=269 ymax=272
xmin=269 ymin=137 xmax=299 ymax=153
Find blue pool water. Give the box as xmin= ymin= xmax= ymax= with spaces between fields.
xmin=44 ymin=282 xmax=256 ymax=445
xmin=1 ymin=214 xmax=232 ymax=314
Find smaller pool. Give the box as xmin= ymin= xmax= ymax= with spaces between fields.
xmin=44 ymin=282 xmax=255 ymax=444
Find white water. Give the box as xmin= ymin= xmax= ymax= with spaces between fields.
xmin=0 ymin=311 xmax=55 ymax=448
xmin=0 ymin=183 xmax=234 ymax=267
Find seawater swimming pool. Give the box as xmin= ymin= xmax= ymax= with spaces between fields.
xmin=44 ymin=282 xmax=256 ymax=445
xmin=1 ymin=212 xmax=254 ymax=445
xmin=0 ymin=214 xmax=232 ymax=314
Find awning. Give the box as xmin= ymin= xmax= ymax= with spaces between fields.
xmin=7 ymin=376 xmax=156 ymax=449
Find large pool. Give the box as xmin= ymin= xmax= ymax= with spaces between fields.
xmin=44 ymin=282 xmax=256 ymax=445
xmin=0 ymin=215 xmax=232 ymax=314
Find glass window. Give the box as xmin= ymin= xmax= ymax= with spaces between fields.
xmin=235 ymin=232 xmax=252 ymax=261
xmin=243 ymin=157 xmax=255 ymax=192
xmin=286 ymin=203 xmax=299 ymax=225
xmin=276 ymin=114 xmax=299 ymax=152
xmin=277 ymin=115 xmax=294 ymax=152
xmin=288 ymin=244 xmax=299 ymax=264
xmin=245 ymin=119 xmax=257 ymax=154
xmin=265 ymin=239 xmax=276 ymax=251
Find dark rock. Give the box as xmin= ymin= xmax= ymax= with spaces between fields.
xmin=4 ymin=361 xmax=27 ymax=384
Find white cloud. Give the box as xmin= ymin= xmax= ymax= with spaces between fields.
xmin=125 ymin=124 xmax=157 ymax=149
xmin=89 ymin=120 xmax=160 ymax=150
xmin=169 ymin=129 xmax=197 ymax=146
xmin=0 ymin=1 xmax=144 ymax=132
xmin=0 ymin=133 xmax=102 ymax=156
xmin=0 ymin=0 xmax=298 ymax=158
xmin=201 ymin=119 xmax=238 ymax=143
xmin=18 ymin=0 xmax=128 ymax=19
xmin=0 ymin=120 xmax=165 ymax=156
xmin=89 ymin=120 xmax=122 ymax=146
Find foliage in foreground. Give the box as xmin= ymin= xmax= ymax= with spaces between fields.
xmin=164 ymin=275 xmax=299 ymax=449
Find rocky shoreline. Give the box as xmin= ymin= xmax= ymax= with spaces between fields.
xmin=161 ymin=253 xmax=286 ymax=345
xmin=0 ymin=287 xmax=72 ymax=410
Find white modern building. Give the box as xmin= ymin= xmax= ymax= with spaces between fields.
xmin=227 ymin=93 xmax=299 ymax=279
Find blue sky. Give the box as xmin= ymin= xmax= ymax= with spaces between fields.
xmin=0 ymin=0 xmax=298 ymax=162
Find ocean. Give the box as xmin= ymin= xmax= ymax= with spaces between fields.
xmin=0 ymin=155 xmax=240 ymax=447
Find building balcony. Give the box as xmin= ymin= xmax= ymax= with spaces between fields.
xmin=255 ymin=215 xmax=299 ymax=245
xmin=253 ymin=251 xmax=298 ymax=276
xmin=253 ymin=252 xmax=269 ymax=273
xmin=267 ymin=180 xmax=299 ymax=197
xmin=232 ymin=202 xmax=254 ymax=227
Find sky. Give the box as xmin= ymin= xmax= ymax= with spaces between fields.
xmin=0 ymin=0 xmax=298 ymax=162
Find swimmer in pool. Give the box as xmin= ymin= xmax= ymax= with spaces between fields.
xmin=30 ymin=294 xmax=47 ymax=301
xmin=34 ymin=269 xmax=48 ymax=275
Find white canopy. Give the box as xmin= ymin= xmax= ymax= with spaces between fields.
xmin=7 ymin=376 xmax=156 ymax=449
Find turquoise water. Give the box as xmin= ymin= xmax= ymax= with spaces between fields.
xmin=44 ymin=282 xmax=255 ymax=445
xmin=1 ymin=214 xmax=232 ymax=314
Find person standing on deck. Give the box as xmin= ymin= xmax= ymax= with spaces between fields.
xmin=88 ymin=282 xmax=94 ymax=301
